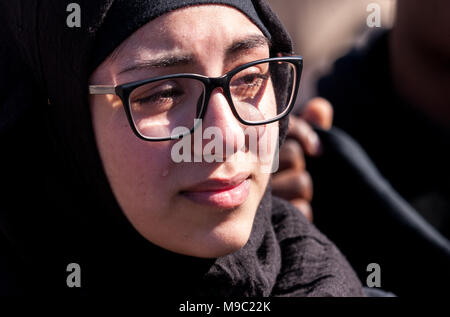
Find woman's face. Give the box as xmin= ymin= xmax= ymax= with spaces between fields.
xmin=89 ymin=5 xmax=278 ymax=258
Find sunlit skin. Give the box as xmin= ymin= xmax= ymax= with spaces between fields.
xmin=88 ymin=5 xmax=279 ymax=258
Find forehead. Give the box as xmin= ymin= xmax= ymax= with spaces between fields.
xmin=113 ymin=5 xmax=267 ymax=61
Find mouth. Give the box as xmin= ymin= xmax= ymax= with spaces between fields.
xmin=180 ymin=172 xmax=251 ymax=209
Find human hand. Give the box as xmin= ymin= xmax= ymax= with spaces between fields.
xmin=272 ymin=97 xmax=333 ymax=222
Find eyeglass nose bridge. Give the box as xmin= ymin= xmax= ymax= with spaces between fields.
xmin=196 ymin=74 xmax=244 ymax=126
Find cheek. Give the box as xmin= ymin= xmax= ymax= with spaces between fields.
xmin=90 ymin=96 xmax=177 ymax=214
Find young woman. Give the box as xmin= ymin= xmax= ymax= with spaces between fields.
xmin=0 ymin=0 xmax=364 ymax=296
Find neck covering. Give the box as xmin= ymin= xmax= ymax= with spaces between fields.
xmin=0 ymin=0 xmax=363 ymax=295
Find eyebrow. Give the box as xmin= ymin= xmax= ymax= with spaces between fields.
xmin=225 ymin=34 xmax=271 ymax=58
xmin=118 ymin=54 xmax=195 ymax=75
xmin=117 ymin=34 xmax=270 ymax=75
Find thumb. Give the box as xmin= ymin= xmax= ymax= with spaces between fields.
xmin=300 ymin=97 xmax=334 ymax=130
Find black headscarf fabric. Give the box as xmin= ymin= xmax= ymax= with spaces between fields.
xmin=0 ymin=0 xmax=364 ymax=295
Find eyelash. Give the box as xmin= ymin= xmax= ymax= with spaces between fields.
xmin=136 ymin=87 xmax=183 ymax=105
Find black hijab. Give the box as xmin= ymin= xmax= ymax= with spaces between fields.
xmin=0 ymin=0 xmax=364 ymax=295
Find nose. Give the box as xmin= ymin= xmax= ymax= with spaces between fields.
xmin=192 ymin=88 xmax=246 ymax=161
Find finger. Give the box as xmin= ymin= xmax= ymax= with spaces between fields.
xmin=290 ymin=198 xmax=313 ymax=222
xmin=271 ymin=169 xmax=313 ymax=201
xmin=300 ymin=97 xmax=334 ymax=130
xmin=277 ymin=139 xmax=305 ymax=172
xmin=287 ymin=115 xmax=322 ymax=156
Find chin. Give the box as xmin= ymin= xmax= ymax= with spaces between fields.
xmin=189 ymin=216 xmax=255 ymax=258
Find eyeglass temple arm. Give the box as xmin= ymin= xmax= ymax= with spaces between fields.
xmin=89 ymin=85 xmax=116 ymax=95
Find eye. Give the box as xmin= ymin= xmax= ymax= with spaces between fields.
xmin=230 ymin=71 xmax=269 ymax=101
xmin=130 ymin=80 xmax=186 ymax=114
xmin=135 ymin=87 xmax=184 ymax=105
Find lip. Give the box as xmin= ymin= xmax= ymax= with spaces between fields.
xmin=180 ymin=173 xmax=251 ymax=208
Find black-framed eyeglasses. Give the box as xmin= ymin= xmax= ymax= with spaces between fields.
xmin=89 ymin=56 xmax=303 ymax=141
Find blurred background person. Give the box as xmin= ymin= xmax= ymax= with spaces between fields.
xmin=271 ymin=0 xmax=450 ymax=296
xmin=317 ymin=0 xmax=450 ymax=238
xmin=271 ymin=0 xmax=396 ymax=220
